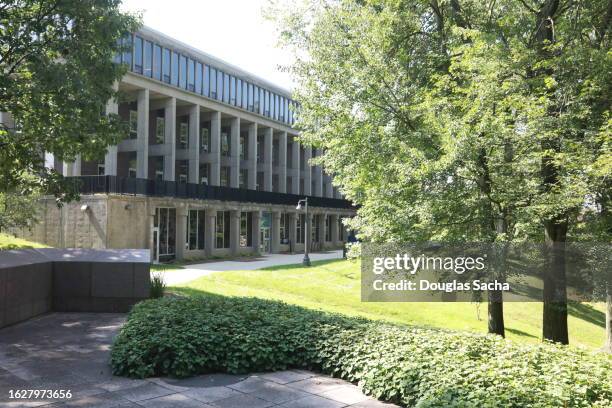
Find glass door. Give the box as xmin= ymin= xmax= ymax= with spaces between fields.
xmin=154 ymin=207 xmax=176 ymax=262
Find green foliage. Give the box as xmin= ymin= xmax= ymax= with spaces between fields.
xmin=271 ymin=0 xmax=610 ymax=243
xmin=0 ymin=0 xmax=140 ymax=199
xmin=111 ymin=295 xmax=612 ymax=407
xmin=149 ymin=273 xmax=166 ymax=299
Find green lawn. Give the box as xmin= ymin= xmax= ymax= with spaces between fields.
xmin=173 ymin=258 xmax=606 ymax=350
xmin=0 ymin=233 xmax=48 ymax=250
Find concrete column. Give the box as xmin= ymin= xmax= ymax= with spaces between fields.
xmin=230 ymin=210 xmax=240 ymax=255
xmin=136 ymin=89 xmax=149 ymax=179
xmin=104 ymin=94 xmax=119 ymax=175
xmin=210 ymin=111 xmax=221 ymax=185
xmin=331 ymin=214 xmax=339 ymax=245
xmin=307 ymin=213 xmax=313 ymax=252
xmin=247 ymin=123 xmax=258 ymax=189
xmin=176 ymin=207 xmax=188 ymax=260
xmin=204 ymin=209 xmax=216 ymax=256
xmin=271 ymin=211 xmax=281 ymax=253
xmin=230 ymin=117 xmax=240 ymax=188
xmin=264 ymin=128 xmax=273 ymax=191
xmin=252 ymin=210 xmax=261 ymax=253
xmin=278 ymin=132 xmax=287 ymax=193
xmin=164 ymin=97 xmax=176 ymax=181
xmin=304 ymin=146 xmax=312 ymax=195
xmin=318 ymin=213 xmax=327 ymax=245
xmin=291 ymin=138 xmax=300 ymax=194
xmin=314 ymin=149 xmax=323 ymax=197
xmin=288 ymin=212 xmax=297 ymax=253
xmin=188 ymin=105 xmax=200 ymax=183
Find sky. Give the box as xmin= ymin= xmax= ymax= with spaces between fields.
xmin=120 ymin=0 xmax=295 ymax=91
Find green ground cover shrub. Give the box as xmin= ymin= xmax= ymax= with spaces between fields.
xmin=111 ymin=295 xmax=612 ymax=407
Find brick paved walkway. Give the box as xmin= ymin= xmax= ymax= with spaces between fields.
xmin=0 ymin=313 xmax=398 ymax=408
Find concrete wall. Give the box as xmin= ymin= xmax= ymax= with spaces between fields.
xmin=0 ymin=249 xmax=150 ymax=329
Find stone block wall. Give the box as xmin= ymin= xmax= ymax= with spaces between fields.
xmin=0 ymin=249 xmax=150 ymax=329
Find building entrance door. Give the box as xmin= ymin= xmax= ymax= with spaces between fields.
xmin=260 ymin=212 xmax=272 ymax=254
xmin=154 ymin=207 xmax=176 ymax=262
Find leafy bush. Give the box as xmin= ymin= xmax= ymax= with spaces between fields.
xmin=111 ymin=295 xmax=612 ymax=407
xmin=149 ymin=273 xmax=166 ymax=298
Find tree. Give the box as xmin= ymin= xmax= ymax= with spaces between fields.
xmin=0 ymin=0 xmax=140 ymax=201
xmin=272 ymin=0 xmax=610 ymax=343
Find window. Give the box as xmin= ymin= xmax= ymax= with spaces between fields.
xmin=338 ymin=217 xmax=345 ymax=240
xmin=230 ymin=76 xmax=236 ymax=105
xmin=188 ymin=210 xmax=206 ymax=250
xmin=153 ymin=44 xmax=161 ymax=80
xmin=162 ymin=48 xmax=171 ymax=83
xmin=280 ymin=213 xmax=289 ymax=244
xmin=203 ymin=65 xmax=210 ymax=96
xmin=129 ymin=110 xmax=138 ymax=139
xmin=171 ymin=52 xmax=179 ymax=86
xmin=264 ymin=90 xmax=269 ymax=116
xmin=325 ymin=215 xmax=332 ymax=242
xmin=296 ymin=214 xmax=304 ymax=244
xmin=128 ymin=158 xmax=137 ymax=178
xmin=178 ymin=161 xmax=188 ymax=183
xmin=179 ymin=121 xmax=188 ymax=148
xmin=236 ymin=79 xmax=242 ymax=108
xmin=223 ymin=72 xmax=230 ymax=103
xmin=253 ymin=86 xmax=260 ymax=112
xmin=122 ymin=35 xmax=132 ymax=68
xmin=239 ymin=169 xmax=248 ymax=188
xmin=220 ymin=166 xmax=230 ymax=187
xmin=187 ymin=58 xmax=195 ymax=92
xmin=201 ymin=125 xmax=210 ymax=152
xmin=279 ymin=97 xmax=285 ymax=121
xmin=217 ymin=70 xmax=223 ymax=101
xmin=242 ymin=81 xmax=248 ymax=108
xmin=313 ymin=215 xmax=320 ymax=243
xmin=247 ymin=83 xmax=253 ymax=110
xmin=216 ymin=211 xmax=230 ymax=249
xmin=210 ymin=67 xmax=217 ymax=99
xmin=155 ymin=157 xmax=164 ymax=181
xmin=239 ymin=132 xmax=247 ymax=159
xmin=275 ymin=94 xmax=279 ymax=120
xmin=259 ymin=88 xmax=265 ymax=115
xmin=195 ymin=62 xmax=203 ymax=94
xmin=200 ymin=164 xmax=209 ymax=185
xmin=143 ymin=40 xmax=152 ymax=77
xmin=155 ymin=117 xmax=165 ymax=144
xmin=97 ymin=163 xmax=105 ymax=176
xmin=179 ymin=55 xmax=187 ymax=89
xmin=221 ymin=130 xmax=230 ymax=156
xmin=133 ymin=36 xmax=143 ymax=74
xmin=240 ymin=212 xmax=252 ymax=247
xmin=284 ymin=99 xmax=289 ymax=123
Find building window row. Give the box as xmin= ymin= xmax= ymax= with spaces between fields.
xmin=118 ymin=34 xmax=298 ymax=126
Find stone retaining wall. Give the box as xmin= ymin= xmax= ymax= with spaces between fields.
xmin=0 ymin=249 xmax=150 ymax=328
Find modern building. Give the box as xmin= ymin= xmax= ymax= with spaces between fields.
xmin=17 ymin=26 xmax=355 ymax=262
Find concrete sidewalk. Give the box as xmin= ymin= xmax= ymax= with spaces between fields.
xmin=0 ymin=313 xmax=397 ymax=408
xmin=160 ymin=250 xmax=344 ymax=286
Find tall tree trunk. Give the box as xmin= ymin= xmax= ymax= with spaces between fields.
xmin=542 ymin=219 xmax=569 ymax=344
xmin=532 ymin=0 xmax=569 ymax=344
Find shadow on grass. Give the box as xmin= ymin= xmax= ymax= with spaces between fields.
xmin=568 ymin=301 xmax=605 ymax=328
xmin=258 ymin=258 xmax=350 ymax=272
xmin=505 ymin=327 xmax=538 ymax=339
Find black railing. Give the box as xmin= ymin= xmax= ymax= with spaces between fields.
xmin=71 ymin=176 xmax=354 ymax=209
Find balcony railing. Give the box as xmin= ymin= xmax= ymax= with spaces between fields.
xmin=70 ymin=176 xmax=354 ymax=210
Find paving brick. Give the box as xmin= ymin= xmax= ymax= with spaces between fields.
xmin=138 ymin=392 xmax=212 ymax=408
xmin=277 ymin=394 xmax=346 ymax=408
xmin=113 ymin=383 xmax=175 ymax=402
xmin=319 ymin=384 xmax=370 ymax=405
xmin=180 ymin=386 xmax=241 ymax=403
xmin=258 ymin=370 xmax=315 ymax=385
xmin=286 ymin=376 xmax=347 ymax=394
xmin=210 ymin=394 xmax=274 ymax=408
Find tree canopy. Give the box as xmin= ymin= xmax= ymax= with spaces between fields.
xmin=0 ymin=0 xmax=140 ymax=201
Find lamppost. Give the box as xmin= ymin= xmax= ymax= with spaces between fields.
xmin=296 ymin=198 xmax=310 ymax=266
